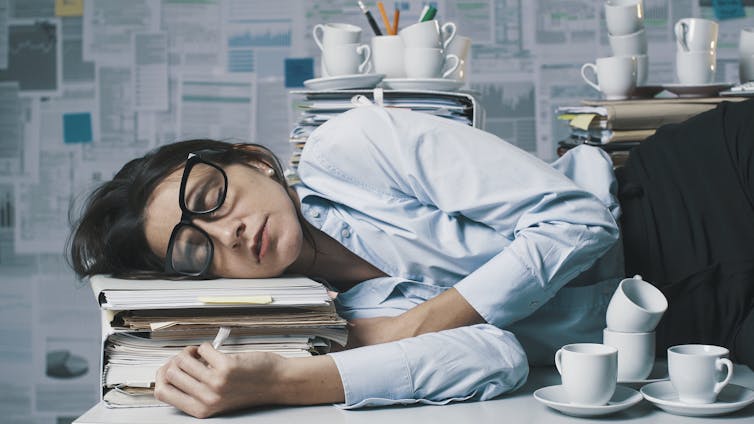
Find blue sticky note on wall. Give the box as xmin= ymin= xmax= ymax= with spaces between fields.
xmin=63 ymin=113 xmax=93 ymax=144
xmin=712 ymin=0 xmax=745 ymax=20
xmin=284 ymin=58 xmax=314 ymax=88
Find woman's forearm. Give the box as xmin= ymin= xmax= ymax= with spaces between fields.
xmin=400 ymin=287 xmax=484 ymax=337
xmin=277 ymin=355 xmax=345 ymax=405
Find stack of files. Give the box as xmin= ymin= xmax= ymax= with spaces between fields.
xmin=287 ymin=89 xmax=483 ymax=182
xmin=556 ymin=96 xmax=749 ymax=166
xmin=90 ymin=275 xmax=347 ymax=408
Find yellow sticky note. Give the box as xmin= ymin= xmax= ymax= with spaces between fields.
xmin=198 ymin=295 xmax=273 ymax=305
xmin=570 ymin=114 xmax=597 ymax=131
xmin=55 ymin=0 xmax=83 ymax=17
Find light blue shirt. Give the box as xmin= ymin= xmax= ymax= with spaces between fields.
xmin=295 ymin=105 xmax=624 ymax=408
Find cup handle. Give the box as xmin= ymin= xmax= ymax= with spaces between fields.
xmin=674 ymin=21 xmax=689 ymax=52
xmin=441 ymin=22 xmax=457 ymax=50
xmin=357 ymin=44 xmax=372 ymax=74
xmin=580 ymin=63 xmax=600 ymax=91
xmin=714 ymin=358 xmax=734 ymax=395
xmin=442 ymin=54 xmax=460 ymax=78
xmin=554 ymin=349 xmax=564 ymax=376
xmin=313 ymin=24 xmax=325 ymax=51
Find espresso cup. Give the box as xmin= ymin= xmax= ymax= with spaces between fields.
xmin=603 ymin=328 xmax=655 ymax=381
xmin=739 ymin=27 xmax=754 ymax=58
xmin=581 ymin=55 xmax=636 ymax=100
xmin=399 ymin=20 xmax=456 ymax=50
xmin=608 ymin=28 xmax=647 ymax=56
xmin=668 ymin=344 xmax=734 ymax=404
xmin=555 ymin=343 xmax=618 ymax=406
xmin=604 ymin=0 xmax=644 ymax=36
xmin=371 ymin=35 xmax=405 ymax=78
xmin=675 ymin=18 xmax=718 ymax=52
xmin=323 ymin=43 xmax=371 ymax=76
xmin=404 ymin=47 xmax=459 ymax=79
xmin=445 ymin=35 xmax=471 ymax=81
xmin=676 ymin=49 xmax=716 ymax=84
xmin=312 ymin=22 xmax=362 ymax=51
xmin=606 ymin=275 xmax=667 ymax=332
xmin=740 ymin=54 xmax=754 ymax=83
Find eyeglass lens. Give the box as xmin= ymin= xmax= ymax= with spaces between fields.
xmin=169 ymin=162 xmax=226 ymax=274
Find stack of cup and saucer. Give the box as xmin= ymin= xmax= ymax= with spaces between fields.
xmin=664 ymin=17 xmax=732 ymax=97
xmin=640 ymin=344 xmax=754 ymax=416
xmin=378 ymin=19 xmax=465 ymax=92
xmin=533 ymin=342 xmax=644 ymax=417
xmin=303 ymin=22 xmax=384 ymax=90
xmin=602 ymin=0 xmax=661 ymax=98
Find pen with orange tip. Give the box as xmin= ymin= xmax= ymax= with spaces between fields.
xmin=393 ymin=7 xmax=400 ymax=35
xmin=377 ymin=2 xmax=392 ymax=35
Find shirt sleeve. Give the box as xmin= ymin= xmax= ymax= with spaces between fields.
xmin=300 ymin=106 xmax=620 ymax=328
xmin=328 ymin=323 xmax=529 ymax=408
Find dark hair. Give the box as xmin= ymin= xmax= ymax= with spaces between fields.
xmin=67 ymin=139 xmax=307 ymax=280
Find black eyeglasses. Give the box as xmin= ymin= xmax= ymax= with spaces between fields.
xmin=164 ymin=151 xmax=228 ymax=276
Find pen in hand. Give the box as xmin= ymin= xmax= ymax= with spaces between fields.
xmin=212 ymin=326 xmax=231 ymax=350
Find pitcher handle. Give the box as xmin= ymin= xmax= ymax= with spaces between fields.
xmin=441 ymin=22 xmax=457 ymax=50
xmin=313 ymin=24 xmax=325 ymax=51
xmin=580 ymin=63 xmax=600 ymax=91
xmin=357 ymin=44 xmax=372 ymax=74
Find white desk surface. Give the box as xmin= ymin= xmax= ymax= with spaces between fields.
xmin=75 ymin=362 xmax=754 ymax=424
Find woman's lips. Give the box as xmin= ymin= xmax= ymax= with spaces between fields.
xmin=251 ymin=217 xmax=269 ymax=263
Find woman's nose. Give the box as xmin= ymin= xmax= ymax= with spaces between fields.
xmin=195 ymin=218 xmax=246 ymax=248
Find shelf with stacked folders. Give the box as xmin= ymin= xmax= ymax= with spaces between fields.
xmin=88 ymin=275 xmax=347 ymax=408
xmin=286 ymin=88 xmax=484 ymax=183
xmin=555 ymin=96 xmax=749 ymax=167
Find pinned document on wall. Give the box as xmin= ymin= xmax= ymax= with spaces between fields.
xmin=55 ymin=0 xmax=83 ymax=17
xmin=712 ymin=0 xmax=745 ymax=20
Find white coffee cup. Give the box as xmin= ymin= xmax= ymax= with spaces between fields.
xmin=404 ymin=47 xmax=459 ymax=79
xmin=603 ymin=328 xmax=655 ymax=381
xmin=323 ymin=43 xmax=371 ymax=76
xmin=606 ymin=274 xmax=667 ymax=332
xmin=739 ymin=27 xmax=754 ymax=58
xmin=371 ymin=35 xmax=405 ymax=78
xmin=604 ymin=0 xmax=644 ymax=36
xmin=608 ymin=28 xmax=647 ymax=56
xmin=675 ymin=18 xmax=718 ymax=52
xmin=555 ymin=343 xmax=618 ymax=406
xmin=312 ymin=22 xmax=362 ymax=51
xmin=398 ymin=20 xmax=456 ymax=50
xmin=668 ymin=344 xmax=734 ymax=404
xmin=740 ymin=54 xmax=754 ymax=83
xmin=676 ymin=49 xmax=716 ymax=85
xmin=581 ymin=55 xmax=637 ymax=100
xmin=445 ymin=35 xmax=471 ymax=81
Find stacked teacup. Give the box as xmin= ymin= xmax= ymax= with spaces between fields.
xmin=674 ymin=18 xmax=719 ymax=84
xmin=396 ymin=20 xmax=459 ymax=79
xmin=603 ymin=275 xmax=668 ymax=383
xmin=580 ymin=0 xmax=646 ymax=100
xmin=313 ymin=23 xmax=372 ymax=77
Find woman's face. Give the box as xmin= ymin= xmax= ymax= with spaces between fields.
xmin=144 ymin=162 xmax=304 ymax=278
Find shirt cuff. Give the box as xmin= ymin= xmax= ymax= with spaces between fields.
xmin=328 ymin=342 xmax=413 ymax=407
xmin=454 ymin=249 xmax=550 ymax=328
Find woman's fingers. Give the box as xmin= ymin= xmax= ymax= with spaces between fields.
xmin=155 ymin=365 xmax=214 ymax=418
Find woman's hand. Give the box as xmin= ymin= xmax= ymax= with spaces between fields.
xmin=154 ymin=343 xmax=284 ymax=418
xmin=154 ymin=343 xmax=344 ymax=418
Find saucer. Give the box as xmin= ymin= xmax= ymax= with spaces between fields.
xmin=618 ymin=361 xmax=669 ymax=386
xmin=641 ymin=381 xmax=754 ymax=417
xmin=533 ymin=384 xmax=643 ymax=417
xmin=381 ymin=78 xmax=464 ymax=91
xmin=662 ymin=82 xmax=733 ymax=97
xmin=631 ymin=85 xmax=664 ymax=99
xmin=303 ymin=73 xmax=384 ymax=90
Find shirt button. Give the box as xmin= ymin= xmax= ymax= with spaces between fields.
xmin=309 ymin=210 xmax=320 ymax=218
xmin=341 ymin=229 xmax=351 ymax=238
xmin=529 ymin=300 xmax=539 ymax=308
